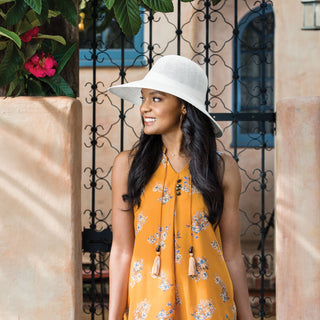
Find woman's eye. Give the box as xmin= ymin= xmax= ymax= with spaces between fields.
xmin=153 ymin=97 xmax=161 ymax=102
xmin=140 ymin=96 xmax=145 ymax=101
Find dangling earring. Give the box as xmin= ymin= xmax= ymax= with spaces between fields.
xmin=180 ymin=112 xmax=186 ymax=125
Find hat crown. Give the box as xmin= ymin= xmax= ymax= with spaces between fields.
xmin=146 ymin=55 xmax=208 ymax=102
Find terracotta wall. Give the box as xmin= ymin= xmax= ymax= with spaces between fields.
xmin=276 ymin=97 xmax=320 ymax=319
xmin=274 ymin=1 xmax=320 ymax=318
xmin=0 ymin=97 xmax=82 ymax=319
xmin=274 ymin=0 xmax=320 ymax=101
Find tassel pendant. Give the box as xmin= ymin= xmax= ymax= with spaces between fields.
xmin=188 ymin=246 xmax=197 ymax=277
xmin=152 ymin=245 xmax=161 ymax=276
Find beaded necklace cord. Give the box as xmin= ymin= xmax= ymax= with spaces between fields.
xmin=151 ymin=148 xmax=196 ymax=277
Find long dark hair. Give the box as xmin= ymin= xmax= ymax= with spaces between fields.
xmin=125 ymin=101 xmax=224 ymax=226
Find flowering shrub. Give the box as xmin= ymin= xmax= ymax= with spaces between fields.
xmin=20 ymin=26 xmax=40 ymax=43
xmin=82 ymin=0 xmax=222 ymax=36
xmin=0 ymin=0 xmax=77 ymax=97
xmin=25 ymin=52 xmax=57 ymax=78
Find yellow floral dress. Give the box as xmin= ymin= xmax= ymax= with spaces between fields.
xmin=125 ymin=151 xmax=237 ymax=320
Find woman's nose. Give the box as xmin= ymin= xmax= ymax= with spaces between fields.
xmin=140 ymin=99 xmax=151 ymax=114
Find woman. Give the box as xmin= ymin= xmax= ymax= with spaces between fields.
xmin=108 ymin=55 xmax=254 ymax=320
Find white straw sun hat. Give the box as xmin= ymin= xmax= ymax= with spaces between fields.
xmin=108 ymin=55 xmax=223 ymax=137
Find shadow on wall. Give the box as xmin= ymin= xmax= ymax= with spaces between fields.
xmin=0 ymin=97 xmax=82 ymax=320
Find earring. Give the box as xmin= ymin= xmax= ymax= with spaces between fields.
xmin=180 ymin=112 xmax=186 ymax=124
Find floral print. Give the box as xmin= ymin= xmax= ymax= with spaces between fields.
xmin=133 ymin=299 xmax=151 ymax=320
xmin=175 ymin=285 xmax=182 ymax=306
xmin=190 ymin=257 xmax=209 ymax=281
xmin=215 ymin=276 xmax=230 ymax=302
xmin=181 ymin=176 xmax=200 ymax=194
xmin=225 ymin=305 xmax=237 ymax=320
xmin=175 ymin=231 xmax=183 ymax=264
xmin=191 ymin=299 xmax=215 ymax=320
xmin=147 ymin=225 xmax=170 ymax=249
xmin=130 ymin=259 xmax=143 ymax=288
xmin=187 ymin=211 xmax=209 ymax=239
xmin=210 ymin=241 xmax=224 ymax=259
xmin=156 ymin=302 xmax=174 ymax=320
xmin=153 ymin=183 xmax=173 ymax=204
xmin=158 ymin=272 xmax=173 ymax=292
xmin=136 ymin=212 xmax=147 ymax=234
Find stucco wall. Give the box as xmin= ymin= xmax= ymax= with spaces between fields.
xmin=274 ymin=0 xmax=320 ymax=101
xmin=276 ymin=97 xmax=320 ymax=319
xmin=0 ymin=97 xmax=82 ymax=319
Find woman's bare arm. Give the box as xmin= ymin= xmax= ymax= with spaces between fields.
xmin=109 ymin=151 xmax=135 ymax=320
xmin=219 ymin=154 xmax=254 ymax=320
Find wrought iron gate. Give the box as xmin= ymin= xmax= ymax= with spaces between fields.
xmin=81 ymin=0 xmax=275 ymax=319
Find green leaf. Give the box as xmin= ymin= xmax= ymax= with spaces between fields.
xmin=0 ymin=41 xmax=7 ymax=50
xmin=37 ymin=34 xmax=66 ymax=45
xmin=27 ymin=77 xmax=46 ymax=96
xmin=6 ymin=76 xmax=20 ymax=96
xmin=24 ymin=40 xmax=40 ymax=60
xmin=36 ymin=0 xmax=48 ymax=24
xmin=5 ymin=0 xmax=29 ymax=26
xmin=18 ymin=10 xmax=42 ymax=34
xmin=24 ymin=0 xmax=42 ymax=15
xmin=180 ymin=0 xmax=193 ymax=2
xmin=141 ymin=0 xmax=174 ymax=12
xmin=15 ymin=78 xmax=25 ymax=96
xmin=211 ymin=0 xmax=222 ymax=5
xmin=0 ymin=27 xmax=21 ymax=48
xmin=56 ymin=42 xmax=77 ymax=74
xmin=102 ymin=0 xmax=115 ymax=10
xmin=113 ymin=0 xmax=142 ymax=36
xmin=0 ymin=42 xmax=23 ymax=87
xmin=0 ymin=9 xmax=6 ymax=20
xmin=54 ymin=0 xmax=77 ymax=26
xmin=39 ymin=73 xmax=74 ymax=97
xmin=48 ymin=10 xmax=61 ymax=18
xmin=0 ymin=0 xmax=14 ymax=4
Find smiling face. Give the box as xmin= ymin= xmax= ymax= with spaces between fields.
xmin=140 ymin=88 xmax=185 ymax=137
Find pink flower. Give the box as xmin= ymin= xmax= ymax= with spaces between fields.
xmin=20 ymin=26 xmax=39 ymax=42
xmin=24 ymin=52 xmax=57 ymax=78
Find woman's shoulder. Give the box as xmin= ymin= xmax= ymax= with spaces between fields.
xmin=113 ymin=150 xmax=132 ymax=172
xmin=218 ymin=152 xmax=238 ymax=167
xmin=218 ymin=152 xmax=241 ymax=190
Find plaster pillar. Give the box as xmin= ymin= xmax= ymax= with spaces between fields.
xmin=276 ymin=96 xmax=320 ymax=319
xmin=0 ymin=97 xmax=82 ymax=319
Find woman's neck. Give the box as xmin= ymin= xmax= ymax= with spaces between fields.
xmin=161 ymin=133 xmax=184 ymax=158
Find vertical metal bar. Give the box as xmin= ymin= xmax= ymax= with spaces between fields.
xmin=90 ymin=1 xmax=98 ymax=318
xmin=177 ymin=0 xmax=181 ymax=55
xmin=314 ymin=2 xmax=317 ymax=28
xmin=99 ymin=254 xmax=105 ymax=320
xmin=148 ymin=10 xmax=154 ymax=69
xmin=233 ymin=0 xmax=239 ymax=159
xmin=91 ymin=0 xmax=97 ymax=230
xmin=120 ymin=32 xmax=125 ymax=152
xmin=259 ymin=2 xmax=267 ymax=319
xmin=204 ymin=0 xmax=210 ymax=112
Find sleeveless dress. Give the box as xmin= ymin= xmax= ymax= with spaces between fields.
xmin=124 ymin=150 xmax=237 ymax=320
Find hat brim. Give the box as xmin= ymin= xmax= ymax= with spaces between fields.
xmin=108 ymin=80 xmax=223 ymax=138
